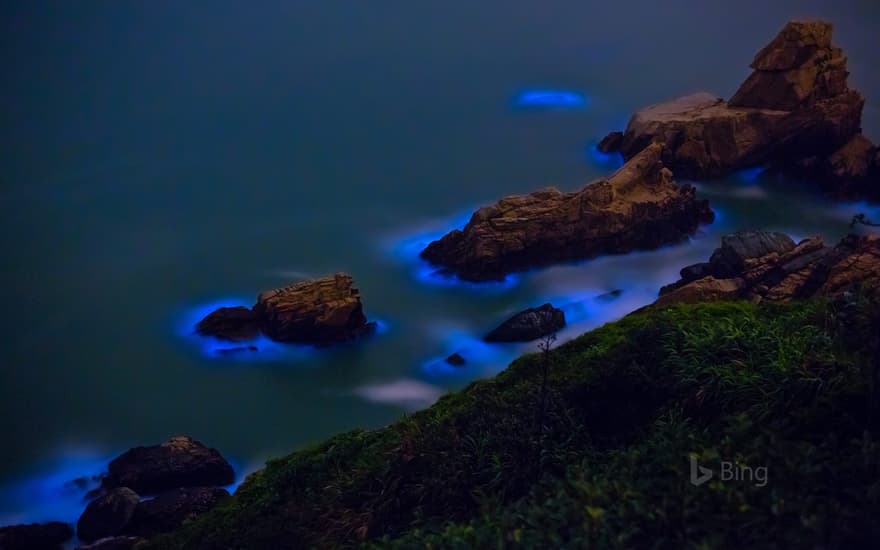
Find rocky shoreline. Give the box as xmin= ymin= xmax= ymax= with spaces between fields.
xmin=599 ymin=20 xmax=879 ymax=200
xmin=421 ymin=142 xmax=714 ymax=281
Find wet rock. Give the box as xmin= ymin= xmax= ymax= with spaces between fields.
xmin=253 ymin=273 xmax=377 ymax=344
xmin=485 ymin=303 xmax=566 ymax=343
xmin=657 ymin=233 xmax=880 ymax=306
xmin=76 ymin=536 xmax=145 ymax=550
xmin=0 ymin=522 xmax=73 ymax=550
xmin=102 ymin=436 xmax=235 ymax=495
xmin=196 ymin=306 xmax=260 ymax=342
xmin=708 ymin=231 xmax=797 ymax=278
xmin=606 ymin=20 xmax=873 ymax=198
xmin=595 ymin=289 xmax=623 ymax=302
xmin=77 ymin=487 xmax=140 ymax=543
xmin=445 ymin=353 xmax=466 ymax=366
xmin=597 ymin=131 xmax=623 ymax=153
xmin=124 ymin=487 xmax=229 ymax=538
xmin=215 ymin=345 xmax=259 ymax=356
xmin=421 ymin=143 xmax=714 ymax=281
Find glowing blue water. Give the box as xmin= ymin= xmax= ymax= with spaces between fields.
xmin=512 ymin=89 xmax=587 ymax=110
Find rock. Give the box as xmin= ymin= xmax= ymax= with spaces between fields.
xmin=124 ymin=487 xmax=229 ymax=538
xmin=253 ymin=273 xmax=376 ymax=344
xmin=484 ymin=303 xmax=566 ymax=343
xmin=0 ymin=522 xmax=73 ymax=550
xmin=656 ymin=233 xmax=880 ymax=306
xmin=607 ymin=20 xmax=872 ymax=198
xmin=595 ymin=289 xmax=623 ymax=302
xmin=102 ymin=436 xmax=235 ymax=495
xmin=597 ymin=131 xmax=623 ymax=153
xmin=196 ymin=306 xmax=260 ymax=342
xmin=783 ymin=134 xmax=879 ymax=199
xmin=76 ymin=536 xmax=145 ymax=550
xmin=215 ymin=345 xmax=259 ymax=356
xmin=707 ymin=231 xmax=797 ymax=278
xmin=77 ymin=487 xmax=140 ymax=543
xmin=445 ymin=353 xmax=466 ymax=366
xmin=421 ymin=143 xmax=714 ymax=281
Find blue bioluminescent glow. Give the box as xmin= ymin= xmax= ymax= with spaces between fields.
xmin=585 ymin=144 xmax=624 ymax=170
xmin=0 ymin=448 xmax=114 ymax=527
xmin=736 ymin=166 xmax=767 ymax=182
xmin=174 ymin=298 xmax=315 ymax=362
xmin=421 ymin=325 xmax=524 ymax=378
xmin=512 ymin=89 xmax=587 ymax=110
xmin=384 ymin=210 xmax=520 ymax=292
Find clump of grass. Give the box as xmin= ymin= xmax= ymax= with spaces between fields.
xmin=147 ymin=299 xmax=880 ymax=549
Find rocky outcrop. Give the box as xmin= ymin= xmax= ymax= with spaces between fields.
xmin=421 ymin=143 xmax=714 ymax=281
xmin=125 ymin=487 xmax=229 ymax=538
xmin=600 ymin=20 xmax=877 ymax=199
xmin=0 ymin=522 xmax=73 ymax=550
xmin=445 ymin=353 xmax=466 ymax=366
xmin=197 ymin=274 xmax=376 ymax=345
xmin=196 ymin=306 xmax=259 ymax=341
xmin=484 ymin=303 xmax=566 ymax=343
xmin=784 ymin=134 xmax=879 ymax=198
xmin=77 ymin=488 xmax=140 ymax=543
xmin=597 ymin=131 xmax=623 ymax=153
xmin=102 ymin=436 xmax=234 ymax=495
xmin=656 ymin=232 xmax=880 ymax=306
xmin=253 ymin=273 xmax=376 ymax=344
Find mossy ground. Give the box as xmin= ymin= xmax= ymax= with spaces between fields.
xmin=146 ymin=299 xmax=880 ymax=549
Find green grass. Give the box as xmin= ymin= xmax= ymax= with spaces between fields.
xmin=146 ymin=299 xmax=880 ymax=549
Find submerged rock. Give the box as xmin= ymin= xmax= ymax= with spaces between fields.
xmin=196 ymin=273 xmax=376 ymax=345
xmin=445 ymin=353 xmax=466 ymax=366
xmin=102 ymin=436 xmax=235 ymax=495
xmin=0 ymin=522 xmax=73 ymax=550
xmin=253 ymin=273 xmax=376 ymax=344
xmin=597 ymin=131 xmax=623 ymax=153
xmin=485 ymin=303 xmax=566 ymax=343
xmin=196 ymin=306 xmax=260 ymax=342
xmin=657 ymin=233 xmax=880 ymax=305
xmin=77 ymin=487 xmax=140 ymax=543
xmin=601 ymin=20 xmax=876 ymax=199
xmin=421 ymin=143 xmax=713 ymax=281
xmin=125 ymin=487 xmax=229 ymax=538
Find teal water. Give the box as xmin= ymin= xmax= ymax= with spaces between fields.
xmin=1 ymin=1 xmax=879 ymax=525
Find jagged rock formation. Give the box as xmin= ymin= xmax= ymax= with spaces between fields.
xmin=421 ymin=143 xmax=714 ymax=281
xmin=102 ymin=436 xmax=235 ymax=495
xmin=600 ymin=20 xmax=878 ymax=199
xmin=484 ymin=303 xmax=566 ymax=343
xmin=196 ymin=273 xmax=376 ymax=345
xmin=656 ymin=231 xmax=880 ymax=306
xmin=253 ymin=273 xmax=376 ymax=344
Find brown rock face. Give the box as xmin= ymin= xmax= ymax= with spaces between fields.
xmin=195 ymin=306 xmax=259 ymax=341
xmin=102 ymin=436 xmax=235 ymax=495
xmin=253 ymin=273 xmax=376 ymax=344
xmin=420 ymin=143 xmax=713 ymax=281
xmin=608 ymin=20 xmax=875 ymax=198
xmin=76 ymin=488 xmax=140 ymax=543
xmin=656 ymin=232 xmax=880 ymax=306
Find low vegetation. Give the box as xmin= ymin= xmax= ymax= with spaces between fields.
xmin=147 ymin=296 xmax=880 ymax=549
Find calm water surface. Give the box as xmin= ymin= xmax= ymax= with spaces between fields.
xmin=2 ymin=1 xmax=879 ymax=525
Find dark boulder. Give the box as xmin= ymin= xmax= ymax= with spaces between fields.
xmin=485 ymin=304 xmax=566 ymax=343
xmin=708 ymin=231 xmax=797 ymax=277
xmin=124 ymin=487 xmax=229 ymax=538
xmin=595 ymin=289 xmax=623 ymax=302
xmin=445 ymin=353 xmax=466 ymax=366
xmin=196 ymin=306 xmax=260 ymax=342
xmin=102 ymin=436 xmax=234 ymax=495
xmin=597 ymin=131 xmax=623 ymax=153
xmin=0 ymin=522 xmax=73 ymax=550
xmin=77 ymin=487 xmax=140 ymax=543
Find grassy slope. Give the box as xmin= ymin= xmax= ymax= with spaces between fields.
xmin=147 ymin=300 xmax=880 ymax=549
